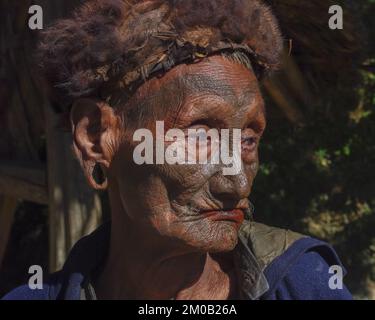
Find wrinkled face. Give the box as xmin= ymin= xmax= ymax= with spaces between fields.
xmin=111 ymin=55 xmax=266 ymax=253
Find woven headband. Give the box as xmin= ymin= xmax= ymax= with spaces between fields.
xmin=90 ymin=36 xmax=271 ymax=109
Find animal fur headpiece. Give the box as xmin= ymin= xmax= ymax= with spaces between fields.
xmin=38 ymin=0 xmax=283 ymax=112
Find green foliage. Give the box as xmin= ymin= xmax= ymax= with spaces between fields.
xmin=252 ymin=1 xmax=375 ymax=298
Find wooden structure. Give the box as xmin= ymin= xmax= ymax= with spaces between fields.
xmin=0 ymin=0 xmax=102 ymax=272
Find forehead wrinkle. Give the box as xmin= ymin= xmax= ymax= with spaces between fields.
xmin=126 ymin=76 xmax=185 ymax=125
xmin=125 ymin=65 xmax=258 ymax=125
xmin=143 ymin=73 xmax=234 ymax=126
xmin=238 ymin=85 xmax=257 ymax=109
xmin=182 ymin=73 xmax=238 ymax=106
xmin=182 ymin=73 xmax=257 ymax=110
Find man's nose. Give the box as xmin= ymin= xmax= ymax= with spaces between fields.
xmin=209 ymin=169 xmax=251 ymax=202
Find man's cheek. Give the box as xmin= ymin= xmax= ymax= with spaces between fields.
xmin=250 ymin=161 xmax=259 ymax=176
xmin=162 ymin=164 xmax=217 ymax=192
xmin=242 ymin=161 xmax=259 ymax=186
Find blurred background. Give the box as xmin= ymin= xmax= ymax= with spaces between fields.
xmin=0 ymin=0 xmax=374 ymax=299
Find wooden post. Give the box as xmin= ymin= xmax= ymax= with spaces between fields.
xmin=263 ymin=78 xmax=305 ymax=125
xmin=44 ymin=104 xmax=102 ymax=272
xmin=0 ymin=162 xmax=48 ymax=205
xmin=0 ymin=196 xmax=19 ymax=268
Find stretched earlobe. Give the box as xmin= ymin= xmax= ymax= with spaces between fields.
xmin=70 ymin=98 xmax=118 ymax=190
xmin=83 ymin=160 xmax=108 ymax=190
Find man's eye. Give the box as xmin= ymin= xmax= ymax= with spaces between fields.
xmin=196 ymin=128 xmax=211 ymax=141
xmin=186 ymin=125 xmax=211 ymax=140
xmin=242 ymin=137 xmax=256 ymax=145
xmin=242 ymin=136 xmax=258 ymax=150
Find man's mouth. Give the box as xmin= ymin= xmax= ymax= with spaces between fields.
xmin=201 ymin=209 xmax=245 ymax=226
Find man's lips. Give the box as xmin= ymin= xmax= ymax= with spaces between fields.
xmin=201 ymin=209 xmax=245 ymax=225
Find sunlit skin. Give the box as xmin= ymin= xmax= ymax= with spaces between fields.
xmin=70 ymin=55 xmax=266 ymax=299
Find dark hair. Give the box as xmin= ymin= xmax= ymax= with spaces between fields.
xmin=37 ymin=0 xmax=283 ymax=113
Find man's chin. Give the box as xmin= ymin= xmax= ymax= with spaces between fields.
xmin=187 ymin=222 xmax=240 ymax=253
xmin=158 ymin=218 xmax=240 ymax=253
xmin=209 ymin=226 xmax=239 ymax=253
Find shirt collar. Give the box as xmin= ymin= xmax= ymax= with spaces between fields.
xmin=234 ymin=232 xmax=269 ymax=299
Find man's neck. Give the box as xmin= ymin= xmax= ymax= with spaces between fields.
xmin=94 ymin=216 xmax=235 ymax=300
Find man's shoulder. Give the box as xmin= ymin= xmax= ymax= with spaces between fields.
xmin=2 ymin=285 xmax=49 ymax=300
xmin=239 ymin=220 xmax=306 ymax=270
xmin=262 ymin=249 xmax=352 ymax=300
xmin=1 ymin=272 xmax=62 ymax=300
xmin=2 ymin=224 xmax=110 ymax=301
xmin=239 ymin=220 xmax=352 ymax=300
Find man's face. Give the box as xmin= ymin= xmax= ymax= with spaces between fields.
xmin=111 ymin=55 xmax=266 ymax=253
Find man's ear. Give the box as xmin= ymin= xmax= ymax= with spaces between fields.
xmin=70 ymin=98 xmax=119 ymax=190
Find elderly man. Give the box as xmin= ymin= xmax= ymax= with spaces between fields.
xmin=3 ymin=0 xmax=352 ymax=300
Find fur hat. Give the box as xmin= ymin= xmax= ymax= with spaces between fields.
xmin=37 ymin=0 xmax=283 ymax=112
